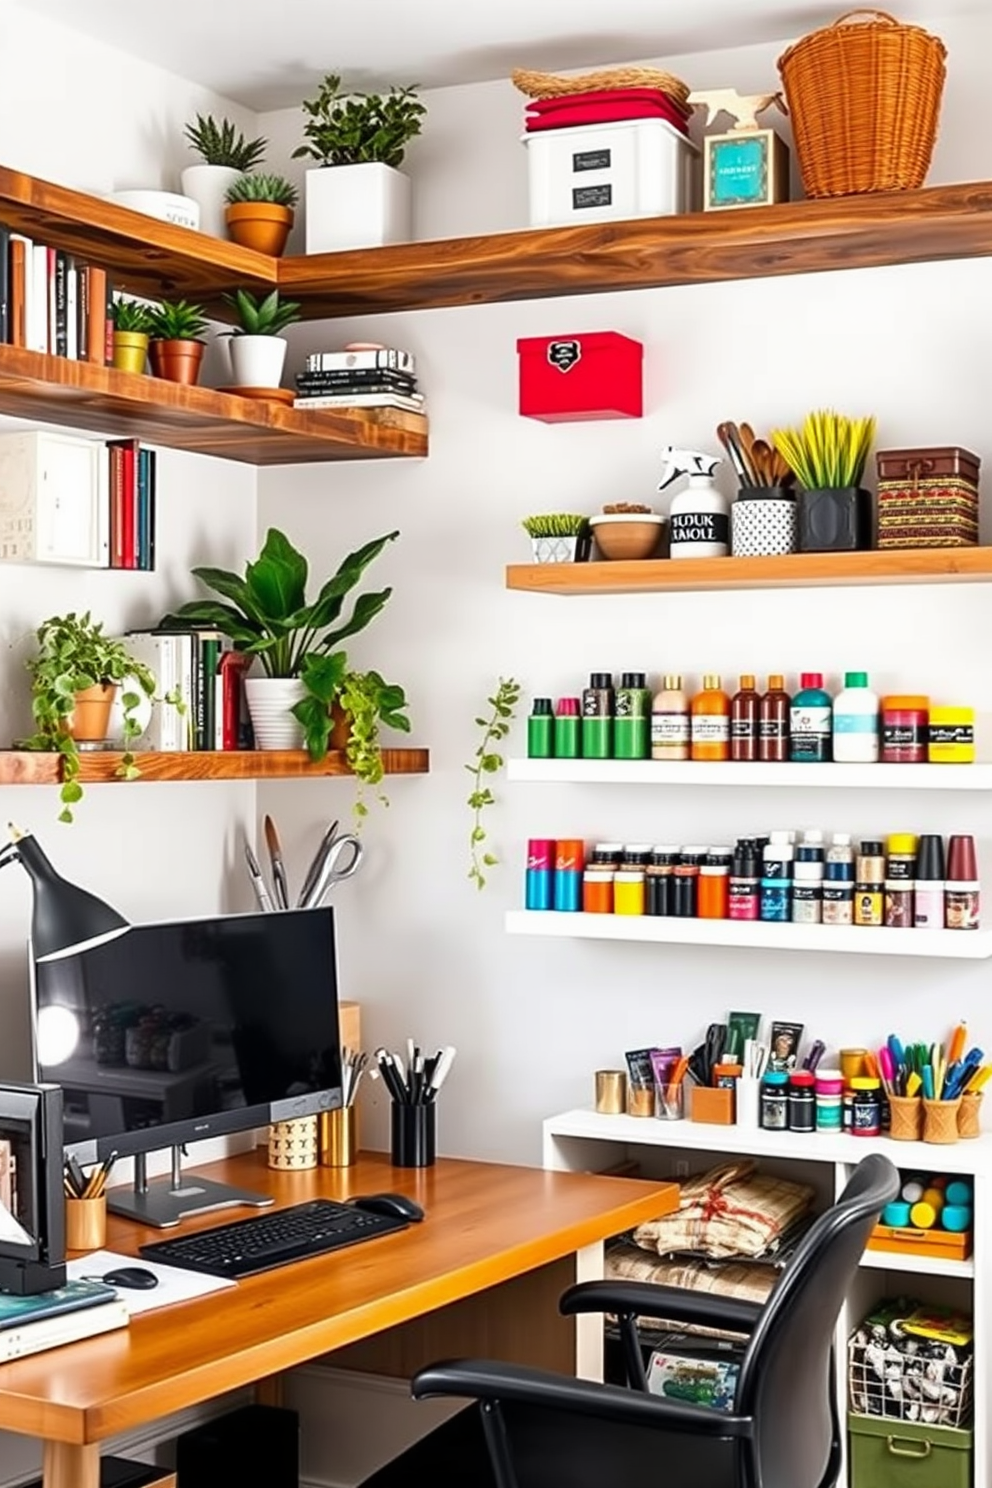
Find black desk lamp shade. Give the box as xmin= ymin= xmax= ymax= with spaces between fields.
xmin=1 ymin=830 xmax=128 ymax=961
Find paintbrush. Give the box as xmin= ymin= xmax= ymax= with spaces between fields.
xmin=263 ymin=815 xmax=290 ymax=911
xmin=244 ymin=842 xmax=274 ymax=913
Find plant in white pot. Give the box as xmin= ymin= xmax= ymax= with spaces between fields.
xmin=292 ymin=73 xmax=426 ymax=253
xmin=222 ymin=289 xmax=302 ymax=390
xmin=182 ymin=114 xmax=268 ymax=238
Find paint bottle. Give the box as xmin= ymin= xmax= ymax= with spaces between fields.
xmin=759 ymin=674 xmax=791 ymax=762
xmin=658 ymin=448 xmax=729 ymax=559
xmin=929 ymin=707 xmax=976 ymax=764
xmin=832 ymin=671 xmax=880 ymax=764
xmin=761 ymin=831 xmax=794 ymax=922
xmin=690 ymin=675 xmax=730 ymax=761
xmin=730 ymin=675 xmax=760 ymax=762
xmin=525 ymin=839 xmax=555 ymax=910
xmin=614 ymin=673 xmax=652 ymax=760
xmin=760 ymin=1071 xmax=789 ymax=1130
xmin=914 ymin=833 xmax=946 ymax=929
xmin=527 ymin=697 xmax=554 ymax=758
xmin=651 ymin=674 xmax=690 ymax=761
xmin=582 ymin=868 xmax=613 ymax=914
xmin=822 ymin=833 xmax=855 ymax=926
xmin=674 ymin=847 xmax=707 ymax=917
xmin=881 ymin=695 xmax=929 ymax=764
xmin=945 ymin=834 xmax=980 ymax=929
xmin=614 ymin=845 xmax=650 ymax=916
xmin=646 ymin=846 xmax=680 ymax=916
xmin=792 ymin=830 xmax=824 ymax=925
xmin=851 ymin=1076 xmax=882 ymax=1136
xmin=788 ymin=1071 xmax=816 ymax=1132
xmin=854 ymin=839 xmax=885 ymax=927
xmin=884 ymin=833 xmax=917 ymax=929
xmin=553 ymin=697 xmax=581 ymax=759
xmin=581 ymin=673 xmax=614 ymax=760
xmin=729 ymin=840 xmax=761 ymax=921
xmin=554 ymin=839 xmax=585 ymax=912
xmin=698 ymin=849 xmax=731 ymax=919
xmin=815 ymin=1071 xmax=844 ymax=1131
xmin=789 ymin=673 xmax=833 ymax=763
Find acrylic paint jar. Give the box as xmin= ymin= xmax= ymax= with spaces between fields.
xmin=760 ymin=877 xmax=791 ymax=922
xmin=614 ymin=869 xmax=646 ymax=915
xmin=674 ymin=848 xmax=706 ymax=916
xmin=839 ymin=1048 xmax=869 ymax=1082
xmin=929 ymin=706 xmax=975 ymax=764
xmin=788 ymin=1071 xmax=816 ymax=1132
xmin=851 ymin=1076 xmax=882 ymax=1136
xmin=884 ymin=833 xmax=917 ymax=929
xmin=527 ymin=697 xmax=554 ymax=758
xmin=880 ymin=695 xmax=929 ymax=763
xmin=793 ymin=838 xmax=824 ymax=925
xmin=554 ymin=839 xmax=585 ymax=912
xmin=914 ymin=833 xmax=946 ymax=928
xmin=945 ymin=834 xmax=980 ymax=929
xmin=854 ymin=840 xmax=885 ymax=927
xmin=525 ymin=839 xmax=555 ymax=910
xmin=582 ymin=869 xmax=613 ymax=913
xmin=698 ymin=850 xmax=731 ymax=918
xmin=760 ymin=1072 xmax=789 ymax=1130
xmin=646 ymin=847 xmax=679 ymax=915
xmin=815 ymin=1071 xmax=844 ymax=1131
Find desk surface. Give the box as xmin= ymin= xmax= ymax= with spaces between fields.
xmin=0 ymin=1149 xmax=677 ymax=1447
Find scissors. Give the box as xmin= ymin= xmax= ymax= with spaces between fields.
xmin=298 ymin=822 xmax=364 ymax=908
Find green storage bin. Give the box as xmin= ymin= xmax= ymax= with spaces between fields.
xmin=849 ymin=1415 xmax=972 ymax=1488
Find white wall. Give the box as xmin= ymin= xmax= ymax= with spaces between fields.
xmin=258 ymin=11 xmax=992 ymax=1169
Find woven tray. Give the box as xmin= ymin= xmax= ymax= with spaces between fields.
xmin=512 ymin=66 xmax=690 ymax=107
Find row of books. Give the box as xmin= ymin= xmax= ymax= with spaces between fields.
xmin=125 ymin=629 xmax=251 ymax=752
xmin=0 ymin=1280 xmax=128 ymax=1363
xmin=294 ymin=345 xmax=425 ymax=415
xmin=0 ymin=224 xmax=113 ymax=362
xmin=107 ymin=438 xmax=157 ymax=570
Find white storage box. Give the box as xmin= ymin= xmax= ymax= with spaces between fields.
xmin=524 ymin=118 xmax=699 ymax=227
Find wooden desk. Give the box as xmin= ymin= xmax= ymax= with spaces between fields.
xmin=0 ymin=1149 xmax=677 ymax=1488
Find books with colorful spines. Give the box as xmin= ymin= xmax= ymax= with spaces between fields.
xmin=217 ymin=651 xmax=252 ymax=750
xmin=0 ymin=1298 xmax=129 ymax=1362
xmin=88 ymin=265 xmax=108 ymax=365
xmin=119 ymin=632 xmax=183 ymax=752
xmin=137 ymin=446 xmax=155 ymax=571
xmin=8 ymin=236 xmax=27 ymax=347
xmin=107 ymin=438 xmax=139 ymax=569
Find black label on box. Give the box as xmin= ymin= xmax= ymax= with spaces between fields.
xmin=573 ymin=184 xmax=612 ymax=209
xmin=547 ymin=340 xmax=582 ymax=373
xmin=573 ymin=148 xmax=611 ymax=172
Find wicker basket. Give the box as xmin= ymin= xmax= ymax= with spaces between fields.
xmin=777 ymin=9 xmax=946 ymax=197
xmin=512 ymin=66 xmax=690 ymax=108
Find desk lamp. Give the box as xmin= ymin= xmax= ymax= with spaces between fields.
xmin=0 ymin=824 xmax=128 ymax=961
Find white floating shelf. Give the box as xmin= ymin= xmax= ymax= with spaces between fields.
xmin=506 ymin=911 xmax=992 ymax=958
xmin=859 ymin=1249 xmax=975 ymax=1279
xmin=508 ymin=758 xmax=992 ymax=790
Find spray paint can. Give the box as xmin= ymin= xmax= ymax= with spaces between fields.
xmin=525 ymin=839 xmax=555 ymax=911
xmin=527 ymin=697 xmax=554 ymax=758
xmin=553 ymin=697 xmax=581 ymax=759
xmin=554 ymin=839 xmax=585 ymax=912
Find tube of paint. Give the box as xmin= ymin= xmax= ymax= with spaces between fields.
xmin=525 ymin=839 xmax=555 ymax=911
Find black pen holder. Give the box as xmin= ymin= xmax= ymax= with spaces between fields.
xmin=797 ymin=487 xmax=873 ymax=552
xmin=391 ymin=1101 xmax=436 ymax=1168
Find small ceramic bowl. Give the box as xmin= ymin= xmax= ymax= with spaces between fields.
xmin=589 ymin=513 xmax=666 ymax=560
xmin=109 ymin=190 xmax=200 ymax=230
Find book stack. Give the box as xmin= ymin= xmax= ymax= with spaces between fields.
xmin=0 ymin=1279 xmax=128 ymax=1363
xmin=294 ymin=346 xmax=424 ymax=415
xmin=0 ymin=225 xmax=113 ymax=361
xmin=107 ymin=438 xmax=156 ymax=570
xmin=124 ymin=629 xmax=251 ymax=753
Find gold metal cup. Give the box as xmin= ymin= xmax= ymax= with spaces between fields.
xmin=320 ymin=1105 xmax=358 ymax=1166
xmin=65 ymin=1196 xmax=107 ymax=1251
xmin=595 ymin=1070 xmax=627 ymax=1115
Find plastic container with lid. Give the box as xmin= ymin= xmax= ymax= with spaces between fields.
xmin=673 ymin=847 xmax=707 ymax=917
xmin=884 ymin=832 xmax=917 ymax=929
xmin=929 ymin=705 xmax=976 ymax=764
xmin=832 ymin=671 xmax=879 ymax=763
xmin=760 ymin=1071 xmax=789 ymax=1130
xmin=815 ymin=1070 xmax=844 ymax=1131
xmin=851 ymin=1075 xmax=882 ymax=1135
xmin=880 ymin=694 xmax=929 ymax=763
xmin=790 ymin=672 xmax=833 ymax=763
xmin=788 ymin=1070 xmax=816 ymax=1132
xmin=646 ymin=846 xmax=680 ymax=916
xmin=698 ymin=849 xmax=731 ymax=918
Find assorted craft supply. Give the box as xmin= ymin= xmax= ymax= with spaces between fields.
xmin=526 ymin=831 xmax=981 ymax=930
xmin=849 ymin=1298 xmax=973 ymax=1429
xmin=373 ymin=1040 xmax=456 ymax=1170
xmin=63 ymin=1152 xmax=117 ymax=1201
xmin=870 ymin=1171 xmax=975 ymax=1260
xmin=527 ymin=675 xmax=975 ymax=765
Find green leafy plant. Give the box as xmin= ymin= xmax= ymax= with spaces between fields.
xmin=521 ymin=513 xmax=589 ymax=539
xmin=111 ymin=298 xmax=154 ymax=333
xmin=148 ymin=299 xmax=210 ymax=342
xmin=466 ymin=678 xmax=521 ymax=889
xmin=225 ymin=172 xmax=299 ymax=207
xmin=222 ymin=289 xmax=302 ymax=337
xmin=292 ymin=73 xmax=426 ymax=168
xmin=22 ymin=613 xmax=161 ymax=822
xmin=294 ymin=660 xmax=410 ymax=818
xmin=771 ymin=409 xmax=877 ymax=489
xmin=184 ymin=114 xmax=267 ymax=171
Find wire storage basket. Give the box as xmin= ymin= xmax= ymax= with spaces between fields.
xmin=777 ymin=9 xmax=947 ymax=197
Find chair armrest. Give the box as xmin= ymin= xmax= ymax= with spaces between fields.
xmin=412 ymin=1358 xmax=754 ymax=1439
xmin=559 ymin=1280 xmax=763 ymax=1334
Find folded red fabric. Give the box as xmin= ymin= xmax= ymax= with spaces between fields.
xmin=525 ymin=88 xmax=690 ymax=135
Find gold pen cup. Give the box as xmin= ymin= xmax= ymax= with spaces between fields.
xmin=594 ymin=1070 xmax=627 ymax=1115
xmin=65 ymin=1195 xmax=107 ymax=1251
xmin=319 ymin=1106 xmax=358 ymax=1167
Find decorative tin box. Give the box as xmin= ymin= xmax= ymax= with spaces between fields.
xmin=876 ymin=446 xmax=980 ymax=549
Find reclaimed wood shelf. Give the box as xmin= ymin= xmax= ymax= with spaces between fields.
xmin=0 ymin=748 xmax=430 ymax=785
xmin=278 ymin=180 xmax=992 ymax=318
xmin=0 ymin=346 xmax=428 ymax=465
xmin=506 ymin=547 xmax=992 ymax=595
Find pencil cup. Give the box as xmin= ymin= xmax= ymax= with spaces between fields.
xmin=595 ymin=1070 xmax=627 ymax=1115
xmin=627 ymin=1085 xmax=655 ymax=1118
xmin=654 ymin=1082 xmax=684 ymax=1121
xmin=888 ymin=1094 xmax=924 ymax=1142
xmin=65 ymin=1195 xmax=106 ymax=1251
xmin=922 ymin=1097 xmax=961 ymax=1145
xmin=268 ymin=1115 xmax=318 ymax=1170
xmin=320 ymin=1106 xmax=358 ymax=1166
xmin=958 ymin=1091 xmax=984 ymax=1139
xmin=736 ymin=1079 xmax=760 ymax=1130
xmin=391 ymin=1102 xmax=436 ymax=1167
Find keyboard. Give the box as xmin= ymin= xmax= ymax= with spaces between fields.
xmin=139 ymin=1198 xmax=409 ymax=1279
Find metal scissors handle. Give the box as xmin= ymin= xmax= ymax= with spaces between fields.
xmin=307 ymin=832 xmax=364 ymax=906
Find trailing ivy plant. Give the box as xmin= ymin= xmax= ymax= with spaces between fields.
xmin=292 ymin=73 xmax=426 ymax=168
xmin=184 ymin=114 xmax=268 ymax=171
xmin=466 ymin=678 xmax=521 ymax=889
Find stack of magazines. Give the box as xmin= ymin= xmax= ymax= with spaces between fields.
xmin=0 ymin=1278 xmax=128 ymax=1361
xmin=294 ymin=345 xmax=424 ymax=415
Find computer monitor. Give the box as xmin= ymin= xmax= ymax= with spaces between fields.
xmin=31 ymin=907 xmax=343 ymax=1228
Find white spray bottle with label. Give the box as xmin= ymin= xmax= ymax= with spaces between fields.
xmin=659 ymin=448 xmax=729 ymax=559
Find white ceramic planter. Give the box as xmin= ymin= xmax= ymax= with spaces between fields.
xmin=229 ymin=334 xmax=288 ymax=389
xmin=244 ymin=677 xmax=306 ymax=750
xmin=108 ymin=190 xmax=200 ymax=229
xmin=304 ymin=162 xmax=411 ymax=253
xmin=180 ymin=164 xmax=242 ymax=238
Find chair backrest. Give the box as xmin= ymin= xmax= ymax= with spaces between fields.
xmin=735 ymin=1152 xmax=899 ymax=1488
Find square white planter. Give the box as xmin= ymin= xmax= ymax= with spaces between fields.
xmin=305 ymin=163 xmax=411 ymax=253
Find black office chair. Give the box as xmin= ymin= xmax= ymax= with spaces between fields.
xmin=358 ymin=1153 xmax=898 ymax=1488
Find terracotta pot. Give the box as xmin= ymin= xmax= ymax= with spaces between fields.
xmin=149 ymin=338 xmax=205 ymax=385
xmin=329 ymin=702 xmax=350 ymax=751
xmin=225 ymin=202 xmax=294 ymax=257
xmin=112 ymin=330 xmax=150 ymax=374
xmin=69 ymin=683 xmax=117 ymax=743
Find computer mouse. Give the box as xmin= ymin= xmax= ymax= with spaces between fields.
xmin=352 ymin=1192 xmax=425 ymax=1223
xmin=103 ymin=1266 xmax=159 ymax=1290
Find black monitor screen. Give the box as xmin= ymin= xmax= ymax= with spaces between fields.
xmin=32 ymin=908 xmax=342 ymax=1160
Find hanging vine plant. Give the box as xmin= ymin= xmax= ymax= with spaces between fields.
xmin=466 ymin=677 xmax=520 ymax=890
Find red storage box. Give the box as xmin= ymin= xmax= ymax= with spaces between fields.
xmin=517 ymin=332 xmax=643 ymax=422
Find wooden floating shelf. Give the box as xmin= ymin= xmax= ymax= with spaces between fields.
xmin=0 ymin=749 xmax=430 ymax=784
xmin=505 ymin=911 xmax=992 ymax=959
xmin=0 ymin=346 xmax=427 ymax=465
xmin=278 ymin=180 xmax=992 ymax=318
xmin=507 ymin=758 xmax=992 ymax=790
xmin=506 ymin=548 xmax=992 ymax=595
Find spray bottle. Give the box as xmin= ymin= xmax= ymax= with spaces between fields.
xmin=658 ymin=448 xmax=729 ymax=559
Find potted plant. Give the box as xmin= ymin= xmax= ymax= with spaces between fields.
xmin=182 ymin=113 xmax=268 ymax=238
xmin=111 ymin=298 xmax=154 ymax=374
xmin=222 ymin=289 xmax=301 ymax=389
xmin=521 ymin=513 xmax=591 ymax=564
xmin=292 ymin=72 xmax=426 ymax=253
xmin=163 ymin=529 xmax=410 ymax=790
xmin=771 ymin=409 xmax=876 ymax=553
xmin=224 ymin=173 xmax=299 ymax=256
xmin=22 ymin=612 xmax=160 ymax=823
xmin=147 ymin=299 xmax=210 ymax=385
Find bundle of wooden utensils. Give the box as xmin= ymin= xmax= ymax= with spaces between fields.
xmin=717 ymin=420 xmax=795 ymax=488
